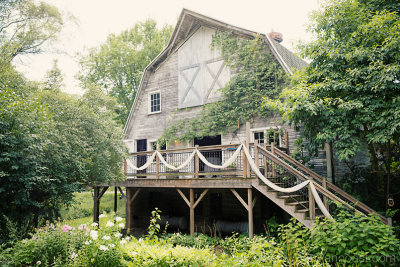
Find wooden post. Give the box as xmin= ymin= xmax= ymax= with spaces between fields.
xmin=93 ymin=187 xmax=100 ymax=225
xmin=194 ymin=145 xmax=199 ymax=178
xmin=263 ymin=142 xmax=267 ymax=174
xmin=190 ymin=188 xmax=195 ymax=237
xmin=156 ymin=148 xmax=160 ymax=179
xmin=308 ymin=185 xmax=315 ymax=220
xmin=284 ymin=131 xmax=289 ymax=151
xmin=242 ymin=141 xmax=247 ymax=178
xmin=271 ymin=142 xmax=276 ymax=178
xmin=246 ymin=122 xmax=251 ymax=178
xmin=114 ymin=187 xmax=118 ymax=214
xmin=248 ymin=188 xmax=254 ymax=238
xmin=322 ymin=178 xmax=329 ymax=211
xmin=325 ymin=143 xmax=333 ymax=183
xmin=124 ymin=159 xmax=127 ymax=175
xmin=254 ymin=140 xmax=259 ymax=170
xmin=126 ymin=188 xmax=132 ymax=233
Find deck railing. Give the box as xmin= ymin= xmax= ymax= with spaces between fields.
xmin=125 ymin=144 xmax=246 ymax=179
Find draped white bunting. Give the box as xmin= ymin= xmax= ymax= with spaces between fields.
xmin=156 ymin=150 xmax=196 ymax=170
xmin=196 ymin=144 xmax=243 ymax=169
xmin=126 ymin=151 xmax=157 ymax=171
xmin=242 ymin=144 xmax=332 ymax=219
xmin=309 ymin=182 xmax=332 ymax=219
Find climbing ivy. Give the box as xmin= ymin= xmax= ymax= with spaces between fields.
xmin=159 ymin=32 xmax=288 ymax=145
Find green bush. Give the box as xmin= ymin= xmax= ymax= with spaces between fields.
xmin=310 ymin=210 xmax=400 ymax=266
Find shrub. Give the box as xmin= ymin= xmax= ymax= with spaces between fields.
xmin=310 ymin=210 xmax=400 ymax=266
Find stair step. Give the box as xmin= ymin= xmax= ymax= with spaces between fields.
xmin=296 ymin=208 xmax=309 ymax=213
xmin=287 ymin=201 xmax=309 ymax=206
xmin=277 ymin=194 xmax=303 ymax=199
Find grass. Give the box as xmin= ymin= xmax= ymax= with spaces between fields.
xmin=59 ymin=188 xmax=126 ymax=227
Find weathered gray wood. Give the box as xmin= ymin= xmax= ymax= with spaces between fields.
xmin=246 ymin=122 xmax=251 ymax=177
xmin=248 ymin=188 xmax=253 ymax=238
xmin=126 ymin=188 xmax=132 ymax=232
xmin=190 ymin=188 xmax=194 ymax=237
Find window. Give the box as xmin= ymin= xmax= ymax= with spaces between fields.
xmin=251 ymin=127 xmax=284 ymax=147
xmin=149 ymin=91 xmax=161 ymax=114
xmin=253 ymin=131 xmax=265 ymax=146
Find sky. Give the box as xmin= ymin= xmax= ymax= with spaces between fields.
xmin=15 ymin=0 xmax=321 ymax=95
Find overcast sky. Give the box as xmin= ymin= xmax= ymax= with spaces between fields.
xmin=15 ymin=0 xmax=320 ymax=95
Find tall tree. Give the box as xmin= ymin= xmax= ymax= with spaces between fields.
xmin=78 ymin=19 xmax=173 ymax=124
xmin=264 ymin=0 xmax=400 ymax=210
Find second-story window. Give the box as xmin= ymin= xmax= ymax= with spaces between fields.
xmin=149 ymin=91 xmax=161 ymax=114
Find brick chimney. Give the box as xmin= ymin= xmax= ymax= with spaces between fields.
xmin=268 ymin=31 xmax=283 ymax=43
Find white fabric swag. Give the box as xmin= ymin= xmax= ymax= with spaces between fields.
xmin=242 ymin=144 xmax=332 ymax=219
xmin=126 ymin=151 xmax=157 ymax=171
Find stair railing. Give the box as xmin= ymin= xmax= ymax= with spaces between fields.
xmin=256 ymin=143 xmax=388 ymax=224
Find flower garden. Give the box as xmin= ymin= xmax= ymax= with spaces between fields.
xmin=1 ymin=209 xmax=400 ymax=267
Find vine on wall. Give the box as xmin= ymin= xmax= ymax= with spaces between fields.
xmin=158 ymin=32 xmax=288 ymax=146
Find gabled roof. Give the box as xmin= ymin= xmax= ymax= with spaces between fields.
xmin=123 ymin=9 xmax=308 ymax=137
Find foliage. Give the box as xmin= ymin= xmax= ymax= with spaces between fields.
xmin=263 ymin=0 xmax=400 ymax=210
xmin=159 ymin=32 xmax=287 ymax=145
xmin=0 ymin=79 xmax=126 ymax=243
xmin=43 ymin=59 xmax=64 ymax=91
xmin=146 ymin=208 xmax=162 ymax=240
xmin=279 ymin=211 xmax=400 ymax=266
xmin=310 ymin=210 xmax=400 ymax=266
xmin=0 ymin=215 xmax=127 ymax=266
xmin=0 ymin=0 xmax=64 ymax=68
xmin=78 ymin=19 xmax=173 ymax=124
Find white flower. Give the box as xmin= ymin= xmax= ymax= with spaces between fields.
xmin=118 ymin=223 xmax=124 ymax=228
xmin=109 ymin=244 xmax=115 ymax=248
xmin=90 ymin=230 xmax=98 ymax=240
xmin=70 ymin=252 xmax=78 ymax=259
xmin=102 ymin=235 xmax=111 ymax=240
xmin=114 ymin=232 xmax=122 ymax=238
xmin=106 ymin=221 xmax=114 ymax=227
xmin=131 ymin=252 xmax=138 ymax=256
xmin=120 ymin=239 xmax=127 ymax=244
xmin=91 ymin=222 xmax=98 ymax=227
xmin=36 ymin=261 xmax=41 ymax=265
xmin=99 ymin=214 xmax=107 ymax=218
xmin=84 ymin=241 xmax=90 ymax=245
xmin=99 ymin=245 xmax=108 ymax=251
xmin=138 ymin=238 xmax=143 ymax=243
xmin=115 ymin=217 xmax=123 ymax=222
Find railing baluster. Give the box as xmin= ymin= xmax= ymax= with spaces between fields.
xmin=156 ymin=148 xmax=160 ymax=179
xmin=243 ymin=141 xmax=248 ymax=178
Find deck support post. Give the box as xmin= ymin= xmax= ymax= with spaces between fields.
xmin=93 ymin=187 xmax=100 ymax=225
xmin=190 ymin=188 xmax=194 ymax=237
xmin=230 ymin=188 xmax=253 ymax=238
xmin=248 ymin=188 xmax=254 ymax=238
xmin=176 ymin=188 xmax=208 ymax=237
xmin=114 ymin=186 xmax=118 ymax=214
xmin=93 ymin=186 xmax=108 ymax=226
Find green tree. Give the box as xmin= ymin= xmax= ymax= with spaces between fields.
xmin=264 ymin=0 xmax=400 ymax=210
xmin=43 ymin=59 xmax=64 ymax=91
xmin=78 ymin=19 xmax=173 ymax=124
xmin=0 ymin=0 xmax=63 ymax=68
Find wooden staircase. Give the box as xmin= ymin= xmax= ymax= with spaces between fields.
xmin=249 ymin=143 xmax=388 ymax=228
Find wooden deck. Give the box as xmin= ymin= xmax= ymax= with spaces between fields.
xmin=92 ymin=130 xmax=388 ymax=238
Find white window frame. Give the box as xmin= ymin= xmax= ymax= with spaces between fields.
xmin=250 ymin=126 xmax=283 ymax=146
xmin=148 ymin=90 xmax=161 ymax=114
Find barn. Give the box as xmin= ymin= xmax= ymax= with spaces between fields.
xmin=93 ymin=9 xmax=387 ymax=237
